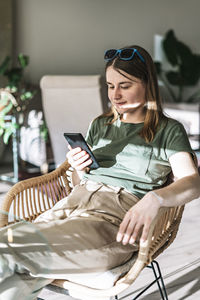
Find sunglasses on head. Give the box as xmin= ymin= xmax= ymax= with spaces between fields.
xmin=104 ymin=48 xmax=145 ymax=63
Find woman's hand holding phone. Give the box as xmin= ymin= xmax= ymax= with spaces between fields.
xmin=66 ymin=145 xmax=93 ymax=171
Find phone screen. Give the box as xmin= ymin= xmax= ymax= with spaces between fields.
xmin=64 ymin=133 xmax=99 ymax=169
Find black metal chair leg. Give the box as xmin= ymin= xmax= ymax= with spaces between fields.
xmin=151 ymin=260 xmax=168 ymax=300
xmin=120 ymin=260 xmax=168 ymax=300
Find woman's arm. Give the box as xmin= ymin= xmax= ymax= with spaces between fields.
xmin=153 ymin=152 xmax=199 ymax=206
xmin=116 ymin=151 xmax=200 ymax=245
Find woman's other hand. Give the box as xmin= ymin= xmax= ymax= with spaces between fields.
xmin=66 ymin=145 xmax=92 ymax=171
xmin=116 ymin=151 xmax=200 ymax=246
xmin=116 ymin=192 xmax=161 ymax=245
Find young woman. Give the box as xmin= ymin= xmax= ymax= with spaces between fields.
xmin=67 ymin=45 xmax=200 ymax=245
xmin=0 ymin=45 xmax=199 ymax=299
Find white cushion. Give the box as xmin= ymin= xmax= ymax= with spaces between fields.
xmin=66 ymin=254 xmax=137 ymax=300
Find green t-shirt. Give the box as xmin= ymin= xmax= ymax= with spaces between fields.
xmin=83 ymin=116 xmax=193 ymax=199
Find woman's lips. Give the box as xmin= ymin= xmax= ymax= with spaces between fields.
xmin=115 ymin=102 xmax=126 ymax=107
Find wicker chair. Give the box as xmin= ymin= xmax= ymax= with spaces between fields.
xmin=0 ymin=160 xmax=185 ymax=300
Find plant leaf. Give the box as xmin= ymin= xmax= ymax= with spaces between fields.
xmin=18 ymin=54 xmax=29 ymax=68
xmin=0 ymin=56 xmax=10 ymax=75
xmin=154 ymin=62 xmax=162 ymax=75
xmin=176 ymin=40 xmax=192 ymax=65
xmin=165 ymin=71 xmax=182 ymax=86
xmin=5 ymin=68 xmax=23 ymax=87
xmin=162 ymin=30 xmax=179 ymax=66
xmin=20 ymin=91 xmax=34 ymax=101
xmin=0 ymin=102 xmax=13 ymax=117
xmin=179 ymin=53 xmax=200 ymax=86
xmin=3 ymin=128 xmax=13 ymax=144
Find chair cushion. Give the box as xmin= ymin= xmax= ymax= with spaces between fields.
xmin=61 ymin=253 xmax=137 ymax=299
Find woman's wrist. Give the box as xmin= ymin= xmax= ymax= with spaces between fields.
xmin=149 ymin=191 xmax=164 ymax=207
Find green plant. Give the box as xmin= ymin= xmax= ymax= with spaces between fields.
xmin=155 ymin=29 xmax=200 ymax=103
xmin=0 ymin=54 xmax=36 ymax=143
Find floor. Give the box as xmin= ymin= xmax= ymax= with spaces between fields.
xmin=0 ymin=175 xmax=200 ymax=300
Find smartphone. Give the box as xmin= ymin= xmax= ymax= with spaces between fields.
xmin=64 ymin=133 xmax=99 ymax=169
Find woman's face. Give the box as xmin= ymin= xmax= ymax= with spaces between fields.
xmin=106 ymin=66 xmax=146 ymax=118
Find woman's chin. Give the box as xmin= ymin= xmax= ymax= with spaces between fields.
xmin=115 ymin=107 xmax=133 ymax=114
xmin=115 ymin=107 xmax=125 ymax=114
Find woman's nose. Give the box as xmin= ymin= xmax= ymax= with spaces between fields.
xmin=113 ymin=87 xmax=121 ymax=100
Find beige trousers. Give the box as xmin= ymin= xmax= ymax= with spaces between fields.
xmin=0 ymin=181 xmax=139 ymax=299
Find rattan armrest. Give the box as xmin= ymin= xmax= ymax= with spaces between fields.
xmin=119 ymin=205 xmax=184 ymax=281
xmin=0 ymin=160 xmax=72 ymax=227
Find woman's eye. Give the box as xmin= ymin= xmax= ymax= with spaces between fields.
xmin=121 ymin=85 xmax=130 ymax=89
xmin=108 ymin=85 xmax=114 ymax=89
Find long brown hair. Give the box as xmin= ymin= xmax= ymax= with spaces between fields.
xmin=103 ymin=45 xmax=165 ymax=143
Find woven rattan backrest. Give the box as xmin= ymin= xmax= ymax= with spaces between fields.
xmin=150 ymin=205 xmax=184 ymax=260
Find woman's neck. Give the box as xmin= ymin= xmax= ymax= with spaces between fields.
xmin=120 ymin=110 xmax=146 ymax=124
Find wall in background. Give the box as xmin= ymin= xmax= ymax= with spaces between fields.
xmin=0 ymin=0 xmax=12 ymax=161
xmin=0 ymin=0 xmax=12 ymax=85
xmin=13 ymin=0 xmax=200 ymax=85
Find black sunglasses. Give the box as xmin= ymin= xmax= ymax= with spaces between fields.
xmin=104 ymin=48 xmax=145 ymax=63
